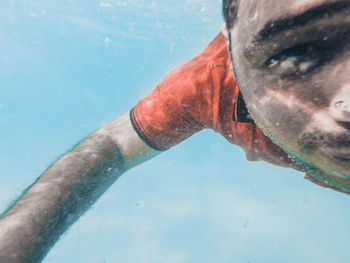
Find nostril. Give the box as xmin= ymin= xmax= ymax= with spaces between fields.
xmin=334 ymin=100 xmax=347 ymax=110
xmin=329 ymin=85 xmax=350 ymax=122
xmin=329 ymin=99 xmax=350 ymax=122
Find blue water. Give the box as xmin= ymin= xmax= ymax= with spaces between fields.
xmin=1 ymin=1 xmax=350 ymax=262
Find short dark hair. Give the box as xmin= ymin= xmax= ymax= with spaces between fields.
xmin=223 ymin=0 xmax=239 ymax=29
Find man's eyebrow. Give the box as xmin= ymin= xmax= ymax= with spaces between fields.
xmin=256 ymin=1 xmax=350 ymax=41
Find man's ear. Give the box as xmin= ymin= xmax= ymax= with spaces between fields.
xmin=221 ymin=22 xmax=229 ymax=39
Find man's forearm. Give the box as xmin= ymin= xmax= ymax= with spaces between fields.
xmin=0 ymin=130 xmax=127 ymax=262
xmin=0 ymin=109 xmax=162 ymax=263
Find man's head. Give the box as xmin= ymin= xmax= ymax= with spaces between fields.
xmin=223 ymin=0 xmax=350 ymax=191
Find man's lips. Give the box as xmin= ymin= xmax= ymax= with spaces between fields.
xmin=323 ymin=149 xmax=350 ymax=168
xmin=331 ymin=155 xmax=350 ymax=168
xmin=319 ymin=147 xmax=350 ymax=168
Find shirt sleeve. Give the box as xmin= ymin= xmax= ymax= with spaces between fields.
xmin=131 ymin=40 xmax=219 ymax=151
xmin=130 ymin=32 xmax=298 ymax=174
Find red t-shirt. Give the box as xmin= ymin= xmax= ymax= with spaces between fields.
xmin=131 ymin=33 xmax=294 ymax=168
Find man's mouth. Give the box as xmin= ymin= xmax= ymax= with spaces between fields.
xmin=318 ymin=146 xmax=350 ymax=168
xmin=333 ymin=155 xmax=350 ymax=161
xmin=330 ymin=152 xmax=350 ymax=168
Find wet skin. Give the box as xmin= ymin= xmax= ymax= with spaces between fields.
xmin=226 ymin=0 xmax=350 ymax=191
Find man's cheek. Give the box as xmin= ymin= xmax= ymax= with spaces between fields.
xmin=249 ymin=90 xmax=312 ymax=140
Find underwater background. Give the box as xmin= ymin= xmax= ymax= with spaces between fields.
xmin=1 ymin=0 xmax=350 ymax=262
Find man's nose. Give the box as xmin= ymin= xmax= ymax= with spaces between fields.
xmin=329 ymin=85 xmax=350 ymax=123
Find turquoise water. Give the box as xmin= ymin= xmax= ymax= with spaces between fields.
xmin=1 ymin=1 xmax=350 ymax=262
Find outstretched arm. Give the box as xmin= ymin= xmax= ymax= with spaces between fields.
xmin=0 ymin=111 xmax=160 ymax=263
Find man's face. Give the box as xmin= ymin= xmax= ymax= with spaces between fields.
xmin=227 ymin=0 xmax=350 ymax=191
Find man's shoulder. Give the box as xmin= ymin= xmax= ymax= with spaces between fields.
xmin=195 ymin=32 xmax=230 ymax=69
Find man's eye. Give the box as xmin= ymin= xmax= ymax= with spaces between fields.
xmin=265 ymin=43 xmax=324 ymax=77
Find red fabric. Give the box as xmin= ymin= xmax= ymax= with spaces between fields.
xmin=133 ymin=33 xmax=294 ymax=168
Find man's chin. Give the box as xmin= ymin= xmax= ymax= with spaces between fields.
xmin=290 ymin=153 xmax=350 ymax=194
xmin=251 ymin=122 xmax=350 ymax=193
